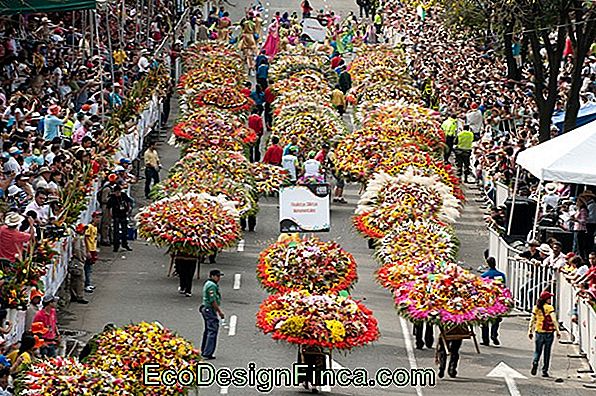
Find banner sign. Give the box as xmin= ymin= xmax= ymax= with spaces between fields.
xmin=279 ymin=184 xmax=330 ymax=233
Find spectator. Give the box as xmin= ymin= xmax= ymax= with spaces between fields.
xmin=0 ymin=212 xmax=34 ymax=262
xmin=143 ymin=141 xmax=161 ymax=199
xmin=528 ymin=291 xmax=560 ymax=377
xmin=25 ymin=190 xmax=51 ymax=225
xmin=71 ymin=223 xmax=89 ymax=304
xmin=84 ymin=212 xmax=100 ymax=293
xmin=519 ymin=240 xmax=542 ymax=261
xmin=543 ymin=241 xmax=566 ymax=270
xmin=33 ymin=295 xmax=61 ymax=358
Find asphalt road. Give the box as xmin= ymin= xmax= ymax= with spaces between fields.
xmin=61 ymin=1 xmax=594 ymax=395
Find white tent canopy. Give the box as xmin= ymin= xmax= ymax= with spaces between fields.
xmin=516 ymin=120 xmax=596 ymax=185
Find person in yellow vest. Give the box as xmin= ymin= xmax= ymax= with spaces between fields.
xmin=441 ymin=114 xmax=458 ymax=163
xmin=454 ymin=124 xmax=474 ymax=183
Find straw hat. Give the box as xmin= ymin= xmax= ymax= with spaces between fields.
xmin=544 ymin=183 xmax=557 ymax=194
xmin=4 ymin=212 xmax=24 ymax=227
xmin=538 ymin=244 xmax=552 ymax=255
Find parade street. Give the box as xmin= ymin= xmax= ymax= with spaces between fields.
xmin=63 ymin=94 xmax=592 ymax=396
xmin=0 ymin=0 xmax=589 ymax=393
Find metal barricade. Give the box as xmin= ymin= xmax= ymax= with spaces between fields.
xmin=578 ymin=301 xmax=596 ymax=370
xmin=506 ymin=257 xmax=557 ymax=312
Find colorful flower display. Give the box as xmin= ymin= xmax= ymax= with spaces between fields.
xmin=256 ymin=291 xmax=379 ymax=350
xmin=84 ymin=322 xmax=202 ymax=396
xmin=171 ymin=117 xmax=255 ymax=152
xmin=271 ymin=102 xmax=348 ymax=155
xmin=269 ymin=51 xmax=337 ymax=84
xmin=193 ymin=86 xmax=254 ymax=114
xmin=137 ymin=193 xmax=241 ymax=256
xmin=380 ymin=151 xmax=464 ymax=201
xmin=354 ymin=171 xmax=460 ymax=238
xmin=376 ymin=220 xmax=459 ymax=267
xmin=392 ymin=263 xmax=514 ymax=326
xmin=257 ymin=237 xmax=358 ymax=293
xmin=15 ymin=357 xmax=132 ymax=396
xmin=250 ymin=162 xmax=291 ymax=195
xmin=169 ymin=150 xmax=254 ymax=186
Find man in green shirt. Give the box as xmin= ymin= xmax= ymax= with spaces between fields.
xmin=200 ymin=269 xmax=224 ymax=360
xmin=454 ymin=124 xmax=474 ymax=183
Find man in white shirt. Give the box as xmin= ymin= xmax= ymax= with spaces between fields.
xmin=543 ymin=241 xmax=566 ymax=270
xmin=303 ymin=151 xmax=321 ymax=177
xmin=137 ymin=49 xmax=150 ymax=74
xmin=542 ymin=183 xmax=560 ymax=212
xmin=25 ymin=190 xmax=51 ymax=225
xmin=465 ymin=102 xmax=483 ymax=134
xmin=4 ymin=147 xmax=22 ymax=175
xmin=281 ymin=147 xmax=300 ymax=182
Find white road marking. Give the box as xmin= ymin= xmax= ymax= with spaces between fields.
xmin=399 ymin=316 xmax=423 ymax=396
xmin=233 ymin=274 xmax=241 ymax=290
xmin=228 ymin=315 xmax=237 ymax=336
xmin=237 ymin=239 xmax=245 ymax=252
xmin=220 ymin=386 xmax=229 ymax=394
xmin=487 ymin=362 xmax=526 ymax=396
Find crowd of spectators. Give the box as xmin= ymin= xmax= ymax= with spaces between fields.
xmin=0 ymin=2 xmax=186 ymax=391
xmin=383 ymin=2 xmax=596 ymax=193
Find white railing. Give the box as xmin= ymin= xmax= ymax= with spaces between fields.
xmin=502 ymin=248 xmax=596 ymax=371
xmin=505 ymin=257 xmax=557 ymax=312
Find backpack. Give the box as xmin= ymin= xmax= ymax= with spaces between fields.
xmin=541 ymin=310 xmax=555 ymax=332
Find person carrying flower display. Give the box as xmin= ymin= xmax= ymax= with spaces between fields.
xmin=436 ymin=324 xmax=470 ymax=378
xmin=481 ymin=257 xmax=506 ymax=346
xmin=174 ymin=254 xmax=200 ymax=298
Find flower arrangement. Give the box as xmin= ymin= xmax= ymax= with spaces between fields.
xmin=375 ymin=220 xmax=459 ymax=267
xmin=169 ymin=150 xmax=254 ymax=186
xmin=15 ymin=357 xmax=132 ymax=395
xmin=269 ymin=51 xmax=336 ymax=84
xmin=349 ymin=45 xmax=408 ymax=86
xmin=170 ymin=117 xmax=255 ymax=153
xmin=392 ymin=262 xmax=514 ymax=326
xmin=256 ymin=237 xmax=358 ymax=293
xmin=256 ymin=291 xmax=379 ymax=350
xmin=271 ymin=102 xmax=348 ymax=155
xmin=270 ymin=70 xmax=332 ymax=108
xmin=178 ymin=59 xmax=244 ymax=91
xmin=136 ymin=193 xmax=241 ymax=256
xmin=183 ymin=42 xmax=244 ymax=70
xmin=354 ymin=170 xmax=460 ymax=239
xmin=380 ymin=152 xmax=464 ymax=201
xmin=250 ymin=162 xmax=291 ymax=195
xmin=84 ymin=322 xmax=202 ymax=395
xmin=193 ymin=87 xmax=254 ymax=114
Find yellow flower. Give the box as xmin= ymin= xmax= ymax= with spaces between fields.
xmin=280 ymin=316 xmax=306 ymax=336
xmin=325 ymin=320 xmax=345 ymax=343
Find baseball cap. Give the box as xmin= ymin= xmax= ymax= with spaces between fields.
xmin=42 ymin=295 xmax=59 ymax=305
xmin=539 ymin=291 xmax=554 ymax=300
